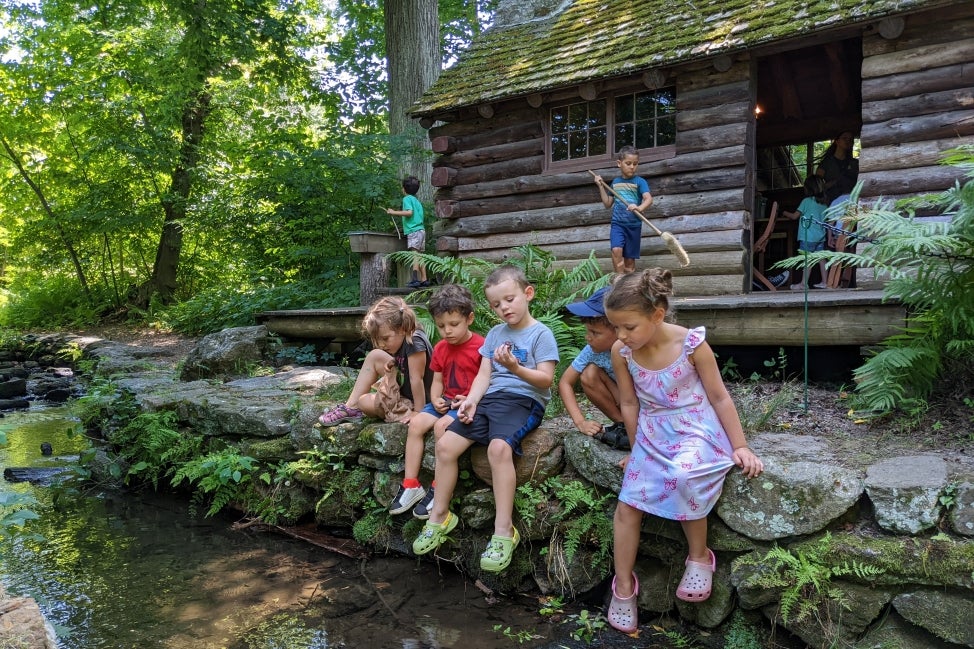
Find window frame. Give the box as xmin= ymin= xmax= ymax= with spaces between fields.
xmin=543 ymin=86 xmax=677 ymax=175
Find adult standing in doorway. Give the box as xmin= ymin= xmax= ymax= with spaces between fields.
xmin=816 ymin=131 xmax=858 ymax=205
xmin=817 ymin=132 xmax=859 ymax=288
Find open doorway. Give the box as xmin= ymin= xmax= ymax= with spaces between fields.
xmin=752 ymin=37 xmax=862 ymax=291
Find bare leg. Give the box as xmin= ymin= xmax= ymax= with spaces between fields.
xmin=580 ymin=365 xmax=622 ymax=422
xmin=623 ymin=257 xmax=636 ymax=273
xmin=611 ymin=246 xmax=626 ymax=273
xmin=344 ymin=349 xmax=392 ymax=417
xmin=487 ymin=439 xmax=516 ymax=537
xmin=613 ymin=501 xmax=643 ymax=598
xmin=680 ymin=517 xmax=710 ymax=564
xmin=404 ymin=412 xmax=437 ymax=480
xmin=428 ymin=430 xmax=473 ymax=524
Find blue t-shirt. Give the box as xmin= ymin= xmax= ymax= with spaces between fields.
xmin=570 ymin=345 xmax=615 ymax=381
xmin=794 ymin=197 xmax=827 ymax=244
xmin=481 ymin=321 xmax=560 ymax=406
xmin=610 ymin=175 xmax=651 ymax=228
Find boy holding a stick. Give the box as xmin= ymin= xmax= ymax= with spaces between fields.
xmin=594 ymin=146 xmax=654 ymax=273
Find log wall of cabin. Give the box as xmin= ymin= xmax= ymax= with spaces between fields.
xmin=859 ymin=4 xmax=974 ymax=203
xmin=427 ymin=60 xmax=752 ymax=297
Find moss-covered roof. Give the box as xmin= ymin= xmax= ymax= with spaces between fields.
xmin=412 ymin=0 xmax=954 ymax=116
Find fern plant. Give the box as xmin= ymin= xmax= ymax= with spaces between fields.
xmin=774 ymin=150 xmax=974 ymax=415
xmin=759 ymin=532 xmax=885 ymax=624
xmin=170 ymin=450 xmax=260 ymax=517
xmin=390 ymin=244 xmax=609 ymax=357
xmin=108 ymin=411 xmax=203 ymax=488
xmin=515 ymin=476 xmax=615 ymax=565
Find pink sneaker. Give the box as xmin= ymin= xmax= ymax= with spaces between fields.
xmin=317 ymin=404 xmax=364 ymax=427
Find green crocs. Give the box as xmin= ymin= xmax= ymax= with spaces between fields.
xmin=479 ymin=526 xmax=520 ymax=572
xmin=412 ymin=511 xmax=459 ymax=555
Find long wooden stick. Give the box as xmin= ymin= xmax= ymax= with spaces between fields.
xmin=588 ymin=170 xmax=690 ymax=267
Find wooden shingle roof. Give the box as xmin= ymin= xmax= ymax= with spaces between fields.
xmin=411 ymin=0 xmax=954 ymax=117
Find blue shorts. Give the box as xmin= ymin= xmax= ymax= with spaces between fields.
xmin=798 ymin=240 xmax=826 ymax=253
xmin=610 ymin=221 xmax=642 ymax=260
xmin=421 ymin=402 xmax=459 ymax=420
xmin=446 ymin=392 xmax=545 ymax=456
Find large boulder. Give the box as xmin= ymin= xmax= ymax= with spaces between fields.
xmin=180 ymin=325 xmax=277 ymax=380
xmin=865 ymin=455 xmax=946 ymax=534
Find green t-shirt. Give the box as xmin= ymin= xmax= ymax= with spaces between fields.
xmin=402 ymin=195 xmax=424 ymax=235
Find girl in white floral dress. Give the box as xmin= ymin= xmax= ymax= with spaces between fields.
xmin=601 ymin=269 xmax=764 ymax=633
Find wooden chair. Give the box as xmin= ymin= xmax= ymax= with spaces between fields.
xmin=752 ymin=201 xmax=783 ymax=291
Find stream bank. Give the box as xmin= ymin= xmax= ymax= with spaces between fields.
xmin=5 ymin=327 xmax=974 ymax=648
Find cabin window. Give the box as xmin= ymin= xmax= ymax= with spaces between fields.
xmin=547 ymin=88 xmax=676 ymax=171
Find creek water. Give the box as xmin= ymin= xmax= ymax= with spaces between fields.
xmin=0 ymin=406 xmax=652 ymax=649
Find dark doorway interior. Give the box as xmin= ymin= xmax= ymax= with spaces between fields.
xmin=752 ymin=37 xmax=863 ymax=291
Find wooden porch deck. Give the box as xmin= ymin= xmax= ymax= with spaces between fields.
xmin=256 ymin=289 xmax=904 ymax=348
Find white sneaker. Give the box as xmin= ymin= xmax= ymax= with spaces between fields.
xmin=390 ymin=485 xmax=427 ymax=515
xmin=790 ymin=284 xmax=806 ymax=291
xmin=812 ymin=283 xmax=828 ymax=289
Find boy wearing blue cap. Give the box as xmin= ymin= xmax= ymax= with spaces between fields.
xmin=558 ymin=286 xmax=628 ymax=448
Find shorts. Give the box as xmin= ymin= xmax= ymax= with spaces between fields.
xmin=421 ymin=401 xmax=459 ymax=420
xmin=798 ymin=240 xmax=826 ymax=253
xmin=447 ymin=392 xmax=545 ymax=456
xmin=610 ymin=221 xmax=642 ymax=260
xmin=406 ymin=230 xmax=426 ymax=252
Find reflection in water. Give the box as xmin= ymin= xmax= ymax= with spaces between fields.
xmin=0 ymin=407 xmax=563 ymax=649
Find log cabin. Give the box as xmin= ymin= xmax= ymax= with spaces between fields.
xmin=402 ymin=0 xmax=973 ymax=343
xmin=260 ymin=0 xmax=973 ymax=357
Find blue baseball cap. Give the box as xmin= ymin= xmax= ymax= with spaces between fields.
xmin=566 ymin=286 xmax=610 ymax=318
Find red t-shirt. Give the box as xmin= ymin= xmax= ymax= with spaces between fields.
xmin=430 ymin=333 xmax=485 ymax=400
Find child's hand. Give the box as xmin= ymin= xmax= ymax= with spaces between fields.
xmin=457 ymin=398 xmax=477 ymax=423
xmin=626 ymin=203 xmax=638 ymax=212
xmin=493 ymin=343 xmax=520 ymax=371
xmin=449 ymin=394 xmax=466 ymax=410
xmin=384 ymin=207 xmax=394 ymax=215
xmin=383 ymin=359 xmax=397 ymax=376
xmin=577 ymin=419 xmax=602 ymax=436
xmin=733 ymin=447 xmax=764 ymax=478
xmin=432 ymin=396 xmax=449 ymax=413
xmin=617 ymin=453 xmax=630 ymax=470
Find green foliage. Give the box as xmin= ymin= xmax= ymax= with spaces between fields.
xmin=515 ymin=476 xmax=614 ymax=565
xmin=170 ymin=450 xmax=260 ymax=517
xmin=758 ymin=533 xmax=885 ymax=625
xmin=392 ymin=244 xmax=608 ymax=358
xmin=566 ymin=609 xmax=607 ymax=643
xmin=109 ymin=411 xmax=204 ymax=488
xmin=158 ymin=272 xmax=359 ymax=336
xmin=730 ymin=381 xmax=799 ymax=435
xmin=775 ymin=158 xmax=974 ymax=415
xmin=722 ymin=611 xmax=767 ymax=649
xmin=0 ymin=492 xmax=42 ymax=542
xmin=492 ymin=624 xmax=541 ymax=645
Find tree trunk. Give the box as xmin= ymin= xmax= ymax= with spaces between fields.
xmin=385 ymin=0 xmax=439 ymax=203
xmin=141 ymin=90 xmax=211 ymax=305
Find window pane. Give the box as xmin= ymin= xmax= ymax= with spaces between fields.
xmin=551 ymin=133 xmax=568 ymax=161
xmin=569 ymin=131 xmax=587 ymax=159
xmin=590 ymin=127 xmax=607 ymax=156
xmin=635 ymin=92 xmax=655 ymax=121
xmin=615 ymin=123 xmax=633 ymax=149
xmin=589 ymin=100 xmax=607 ymax=129
xmin=635 ymin=123 xmax=653 ymax=149
xmin=615 ymin=94 xmax=634 ymax=124
xmin=568 ymin=103 xmax=587 ymax=131
xmin=551 ymin=106 xmax=568 ymax=133
xmin=656 ymin=89 xmax=676 ymax=115
xmin=657 ymin=116 xmax=675 ymax=146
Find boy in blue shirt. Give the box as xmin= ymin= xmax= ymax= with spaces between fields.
xmin=594 ymin=146 xmax=654 ymax=273
xmin=558 ymin=286 xmax=628 ymax=449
